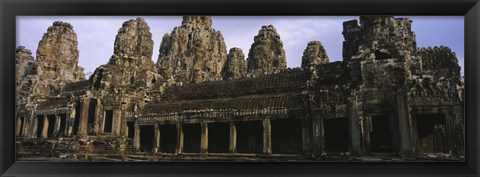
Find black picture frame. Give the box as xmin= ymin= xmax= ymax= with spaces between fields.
xmin=1 ymin=0 xmax=479 ymax=176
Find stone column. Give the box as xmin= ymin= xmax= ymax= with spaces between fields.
xmin=116 ymin=109 xmax=124 ymax=135
xmin=302 ymin=114 xmax=313 ymax=156
xmin=120 ymin=109 xmax=127 ymax=136
xmin=120 ymin=105 xmax=127 ymax=136
xmin=175 ymin=123 xmax=184 ymax=154
xmin=100 ymin=110 xmax=106 ymax=133
xmin=443 ymin=107 xmax=455 ymax=155
xmin=112 ymin=109 xmax=118 ymax=135
xmin=396 ymin=91 xmax=413 ymax=156
xmin=153 ymin=123 xmax=161 ymax=153
xmin=452 ymin=106 xmax=464 ymax=155
xmin=32 ymin=115 xmax=38 ymax=139
xmin=410 ymin=113 xmax=418 ymax=152
xmin=41 ymin=115 xmax=49 ymax=138
xmin=348 ymin=97 xmax=362 ymax=154
xmin=79 ymin=98 xmax=90 ymax=136
xmin=200 ymin=122 xmax=208 ymax=153
xmin=54 ymin=114 xmax=61 ymax=136
xmin=94 ymin=98 xmax=102 ymax=135
xmin=263 ymin=118 xmax=272 ymax=155
xmin=360 ymin=115 xmax=369 ymax=152
xmin=67 ymin=104 xmax=76 ymax=136
xmin=312 ymin=113 xmax=325 ymax=156
xmin=229 ymin=122 xmax=237 ymax=153
xmin=133 ymin=122 xmax=141 ymax=151
xmin=16 ymin=116 xmax=22 ymax=136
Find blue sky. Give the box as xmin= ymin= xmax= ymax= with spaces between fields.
xmin=16 ymin=16 xmax=464 ymax=77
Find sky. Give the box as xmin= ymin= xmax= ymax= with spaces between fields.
xmin=16 ymin=16 xmax=464 ymax=77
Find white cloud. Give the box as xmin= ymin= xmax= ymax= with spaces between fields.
xmin=272 ymin=18 xmax=338 ymax=48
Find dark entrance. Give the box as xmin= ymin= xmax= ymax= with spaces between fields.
xmin=58 ymin=114 xmax=67 ymax=136
xmin=87 ymin=99 xmax=97 ymax=135
xmin=160 ymin=124 xmax=177 ymax=153
xmin=370 ymin=115 xmax=393 ymax=153
xmin=73 ymin=100 xmax=81 ymax=135
xmin=416 ymin=113 xmax=447 ymax=153
xmin=47 ymin=115 xmax=56 ymax=137
xmin=236 ymin=121 xmax=263 ymax=154
xmin=104 ymin=110 xmax=113 ymax=133
xmin=375 ymin=50 xmax=392 ymax=60
xmin=127 ymin=122 xmax=135 ymax=139
xmin=139 ymin=125 xmax=155 ymax=152
xmin=36 ymin=115 xmax=44 ymax=138
xmin=271 ymin=118 xmax=303 ymax=154
xmin=323 ymin=118 xmax=349 ymax=152
xmin=17 ymin=116 xmax=25 ymax=136
xmin=183 ymin=123 xmax=201 ymax=153
xmin=208 ymin=122 xmax=230 ymax=153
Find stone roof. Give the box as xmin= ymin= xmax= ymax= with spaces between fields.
xmin=162 ymin=69 xmax=309 ymax=101
xmin=141 ymin=93 xmax=305 ymax=117
xmin=38 ymin=98 xmax=70 ymax=110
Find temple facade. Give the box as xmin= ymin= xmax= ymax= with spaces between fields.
xmin=15 ymin=16 xmax=464 ymax=161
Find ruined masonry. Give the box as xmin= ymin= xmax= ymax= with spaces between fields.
xmin=156 ymin=16 xmax=228 ymax=85
xmin=16 ymin=16 xmax=464 ymax=161
xmin=247 ymin=25 xmax=287 ymax=78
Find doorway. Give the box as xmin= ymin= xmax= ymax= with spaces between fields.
xmin=271 ymin=118 xmax=303 ymax=154
xmin=323 ymin=118 xmax=349 ymax=152
xmin=236 ymin=121 xmax=263 ymax=154
xmin=416 ymin=113 xmax=447 ymax=153
xmin=208 ymin=122 xmax=230 ymax=153
xmin=370 ymin=115 xmax=393 ymax=153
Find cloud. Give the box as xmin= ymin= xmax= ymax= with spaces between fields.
xmin=272 ymin=17 xmax=338 ymax=48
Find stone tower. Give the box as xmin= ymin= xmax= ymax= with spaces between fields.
xmin=247 ymin=25 xmax=287 ymax=77
xmin=36 ymin=21 xmax=85 ymax=82
xmin=221 ymin=47 xmax=247 ymax=80
xmin=156 ymin=16 xmax=228 ymax=85
xmin=301 ymin=41 xmax=330 ymax=69
xmin=342 ymin=16 xmax=417 ymax=87
xmin=90 ymin=18 xmax=160 ymax=91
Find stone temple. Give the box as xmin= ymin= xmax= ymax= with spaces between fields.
xmin=15 ymin=16 xmax=464 ymax=161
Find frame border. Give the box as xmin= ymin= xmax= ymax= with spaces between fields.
xmin=1 ymin=0 xmax=479 ymax=176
